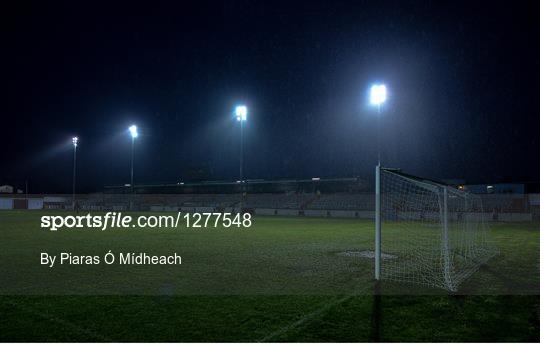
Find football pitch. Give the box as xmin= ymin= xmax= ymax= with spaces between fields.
xmin=0 ymin=211 xmax=538 ymax=341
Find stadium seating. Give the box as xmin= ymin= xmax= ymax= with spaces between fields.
xmin=244 ymin=193 xmax=310 ymax=209
xmin=10 ymin=191 xmax=533 ymax=215
xmin=306 ymin=193 xmax=373 ymax=210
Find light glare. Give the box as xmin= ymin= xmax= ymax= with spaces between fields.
xmin=370 ymin=84 xmax=387 ymax=105
xmin=72 ymin=137 xmax=78 ymax=147
xmin=129 ymin=125 xmax=138 ymax=138
xmin=235 ymin=105 xmax=247 ymax=121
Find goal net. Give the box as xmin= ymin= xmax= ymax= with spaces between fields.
xmin=378 ymin=168 xmax=497 ymax=291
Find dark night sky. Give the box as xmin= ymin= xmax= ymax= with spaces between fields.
xmin=1 ymin=0 xmax=538 ymax=193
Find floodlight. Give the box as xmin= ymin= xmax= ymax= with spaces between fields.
xmin=370 ymin=84 xmax=387 ymax=106
xmin=235 ymin=105 xmax=247 ymax=121
xmin=127 ymin=124 xmax=139 ymax=201
xmin=71 ymin=136 xmax=79 ymax=209
xmin=234 ymin=104 xmax=248 ymax=190
xmin=129 ymin=125 xmax=138 ymax=138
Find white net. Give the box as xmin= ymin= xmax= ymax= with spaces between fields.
xmin=380 ymin=169 xmax=498 ymax=291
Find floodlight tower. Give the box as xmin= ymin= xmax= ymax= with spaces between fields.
xmin=370 ymin=83 xmax=387 ymax=282
xmin=128 ymin=125 xmax=138 ymax=194
xmin=235 ymin=105 xmax=248 ymax=182
xmin=71 ymin=137 xmax=78 ymax=210
xmin=370 ymin=84 xmax=387 ymax=166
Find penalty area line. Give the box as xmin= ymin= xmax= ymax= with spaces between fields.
xmin=256 ymin=294 xmax=355 ymax=343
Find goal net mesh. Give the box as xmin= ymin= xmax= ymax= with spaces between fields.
xmin=380 ymin=169 xmax=497 ymax=291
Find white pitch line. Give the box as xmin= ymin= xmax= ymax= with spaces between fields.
xmin=257 ymin=294 xmax=354 ymax=343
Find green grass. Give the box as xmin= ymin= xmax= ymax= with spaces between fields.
xmin=0 ymin=211 xmax=538 ymax=341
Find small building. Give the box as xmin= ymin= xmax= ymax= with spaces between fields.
xmin=0 ymin=185 xmax=14 ymax=193
xmin=465 ymin=183 xmax=525 ymax=194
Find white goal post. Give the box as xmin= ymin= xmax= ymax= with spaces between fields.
xmin=374 ymin=166 xmax=497 ymax=291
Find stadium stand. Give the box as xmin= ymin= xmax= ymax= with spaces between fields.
xmin=307 ymin=193 xmax=373 ymax=210
xmin=478 ymin=194 xmax=529 ymax=213
xmin=244 ymin=193 xmax=312 ymax=209
xmin=1 ymin=178 xmax=537 ymax=221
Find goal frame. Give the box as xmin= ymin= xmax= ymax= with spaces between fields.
xmin=374 ymin=165 xmax=491 ymax=291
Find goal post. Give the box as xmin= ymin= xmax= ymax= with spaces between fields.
xmin=375 ymin=163 xmax=381 ymax=281
xmin=442 ymin=186 xmax=455 ymax=291
xmin=374 ymin=167 xmax=497 ymax=291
